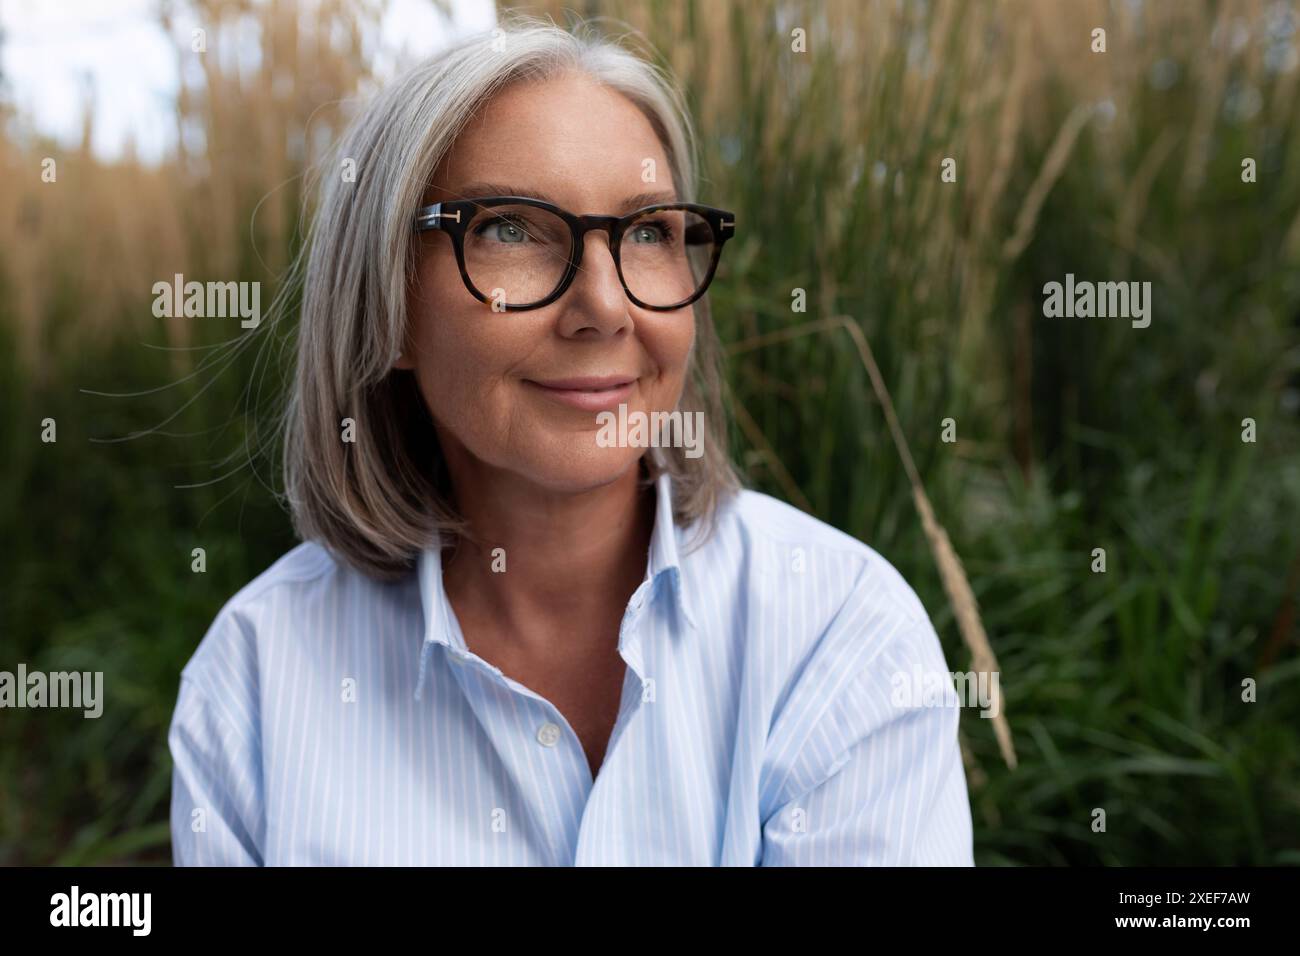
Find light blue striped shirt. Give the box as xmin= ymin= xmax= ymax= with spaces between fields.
xmin=168 ymin=473 xmax=974 ymax=865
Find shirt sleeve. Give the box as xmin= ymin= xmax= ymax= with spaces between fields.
xmin=168 ymin=675 xmax=265 ymax=866
xmin=758 ymin=562 xmax=975 ymax=866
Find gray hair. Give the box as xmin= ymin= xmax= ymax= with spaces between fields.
xmin=280 ymin=15 xmax=739 ymax=581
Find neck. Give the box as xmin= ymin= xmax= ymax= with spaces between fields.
xmin=439 ymin=454 xmax=656 ymax=644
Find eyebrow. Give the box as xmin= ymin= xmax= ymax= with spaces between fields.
xmin=448 ymin=181 xmax=680 ymax=215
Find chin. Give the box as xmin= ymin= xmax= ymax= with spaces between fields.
xmin=512 ymin=440 xmax=644 ymax=494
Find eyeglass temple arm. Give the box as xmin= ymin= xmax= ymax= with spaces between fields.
xmin=685 ymin=219 xmax=735 ymax=244
xmin=686 ymin=215 xmax=735 ymax=244
xmin=414 ymin=203 xmax=462 ymax=231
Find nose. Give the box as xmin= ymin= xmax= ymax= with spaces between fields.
xmin=555 ymin=231 xmax=631 ymax=338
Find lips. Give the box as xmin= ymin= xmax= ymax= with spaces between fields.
xmin=524 ymin=375 xmax=637 ymax=412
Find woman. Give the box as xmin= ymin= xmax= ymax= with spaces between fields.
xmin=168 ymin=18 xmax=974 ymax=866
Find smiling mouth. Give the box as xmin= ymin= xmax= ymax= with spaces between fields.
xmin=523 ymin=376 xmax=637 ymax=412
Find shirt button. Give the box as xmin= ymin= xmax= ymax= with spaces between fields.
xmin=536 ymin=722 xmax=561 ymax=747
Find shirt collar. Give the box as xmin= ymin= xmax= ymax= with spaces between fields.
xmin=413 ymin=470 xmax=697 ymax=701
xmin=646 ymin=469 xmax=698 ymax=631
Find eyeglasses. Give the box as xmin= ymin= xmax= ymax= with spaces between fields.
xmin=414 ymin=195 xmax=736 ymax=311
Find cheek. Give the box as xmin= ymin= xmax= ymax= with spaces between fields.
xmin=642 ymin=312 xmax=697 ymax=405
xmin=407 ymin=254 xmax=531 ymax=430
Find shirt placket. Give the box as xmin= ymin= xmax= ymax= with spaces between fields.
xmin=570 ymin=574 xmax=659 ymax=864
xmin=442 ymin=573 xmax=661 ymax=865
xmin=436 ymin=635 xmax=586 ymax=865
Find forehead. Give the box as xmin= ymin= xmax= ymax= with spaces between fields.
xmin=428 ymin=72 xmax=677 ymax=209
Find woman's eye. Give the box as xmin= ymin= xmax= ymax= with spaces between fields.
xmin=478 ymin=218 xmax=529 ymax=243
xmin=630 ymin=221 xmax=671 ymax=244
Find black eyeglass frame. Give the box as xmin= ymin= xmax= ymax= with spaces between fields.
xmin=413 ymin=195 xmax=736 ymax=312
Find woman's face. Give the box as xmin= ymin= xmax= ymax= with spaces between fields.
xmin=402 ymin=72 xmax=695 ymax=495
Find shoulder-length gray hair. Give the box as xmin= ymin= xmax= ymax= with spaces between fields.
xmin=280 ymin=16 xmax=739 ymax=581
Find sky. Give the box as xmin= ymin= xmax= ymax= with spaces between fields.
xmin=0 ymin=0 xmax=497 ymax=163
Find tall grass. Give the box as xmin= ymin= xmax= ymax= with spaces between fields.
xmin=1 ymin=0 xmax=1298 ymax=864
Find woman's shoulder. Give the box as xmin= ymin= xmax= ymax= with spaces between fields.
xmin=708 ymin=486 xmax=929 ymax=626
xmin=208 ymin=540 xmax=345 ymax=630
xmin=710 ymin=491 xmax=956 ymax=802
xmin=227 ymin=539 xmax=340 ymax=602
xmin=724 ymin=487 xmax=875 ymax=552
xmin=177 ymin=540 xmax=380 ymax=692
